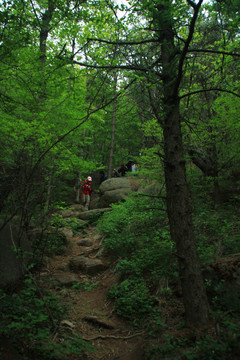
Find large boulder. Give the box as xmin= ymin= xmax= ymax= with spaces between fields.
xmin=98 ymin=177 xmax=141 ymax=207
xmin=0 ymin=222 xmax=32 ymax=287
xmin=69 ymin=256 xmax=107 ymax=275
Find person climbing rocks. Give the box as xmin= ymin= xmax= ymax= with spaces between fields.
xmin=111 ymin=169 xmax=119 ymax=177
xmin=126 ymin=160 xmax=134 ymax=172
xmin=82 ymin=176 xmax=92 ymax=211
xmin=99 ymin=170 xmax=107 ymax=184
xmin=118 ymin=163 xmax=127 ymax=176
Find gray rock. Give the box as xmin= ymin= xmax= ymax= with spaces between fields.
xmin=0 ymin=222 xmax=32 ymax=287
xmin=78 ymin=208 xmax=111 ymax=221
xmin=72 ymin=204 xmax=85 ymax=211
xmin=92 ymin=234 xmax=103 ymax=243
xmin=69 ymin=256 xmax=107 ymax=275
xmin=99 ymin=189 xmax=129 ymax=208
xmin=90 ymin=195 xmax=101 ymax=210
xmin=99 ymin=177 xmax=132 ymax=193
xmin=60 ymin=227 xmax=73 ymax=238
xmin=53 ymin=273 xmax=78 ymax=286
xmin=60 ymin=209 xmax=75 ymax=218
xmin=77 ymin=239 xmax=93 ymax=247
xmin=98 ymin=177 xmax=142 ymax=207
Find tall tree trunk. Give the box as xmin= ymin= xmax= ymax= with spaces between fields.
xmin=108 ymin=73 xmax=118 ymax=178
xmin=39 ymin=0 xmax=55 ymax=64
xmin=162 ymin=100 xmax=209 ymax=327
xmin=39 ymin=0 xmax=55 ymax=100
xmin=75 ymin=172 xmax=82 ymax=204
xmin=158 ymin=1 xmax=209 ymax=328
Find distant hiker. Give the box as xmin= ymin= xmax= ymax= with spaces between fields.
xmin=133 ymin=162 xmax=140 ymax=172
xmin=118 ymin=163 xmax=127 ymax=176
xmin=126 ymin=160 xmax=133 ymax=172
xmin=82 ymin=176 xmax=92 ymax=211
xmin=99 ymin=170 xmax=107 ymax=184
xmin=111 ymin=169 xmax=119 ymax=177
xmin=131 ymin=162 xmax=137 ymax=172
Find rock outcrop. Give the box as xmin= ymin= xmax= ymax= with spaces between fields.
xmin=69 ymin=256 xmax=108 ymax=275
xmin=0 ymin=222 xmax=32 ymax=287
xmin=97 ymin=177 xmax=142 ymax=208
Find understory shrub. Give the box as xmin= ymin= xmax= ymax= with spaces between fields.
xmin=194 ymin=208 xmax=240 ymax=263
xmin=189 ymin=167 xmax=240 ymax=262
xmin=98 ymin=194 xmax=171 ymax=257
xmin=0 ymin=276 xmax=93 ymax=359
xmin=108 ymin=278 xmax=154 ymax=320
xmin=31 ymin=231 xmax=67 ymax=268
xmin=98 ymin=193 xmax=174 ymax=328
xmin=115 ymin=237 xmax=174 ymax=281
xmin=107 ymin=277 xmax=163 ymax=333
xmin=146 ymin=318 xmax=240 ymax=360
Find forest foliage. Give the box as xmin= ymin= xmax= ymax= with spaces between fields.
xmin=0 ymin=0 xmax=240 ymax=359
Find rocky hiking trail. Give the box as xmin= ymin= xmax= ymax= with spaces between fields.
xmin=40 ymin=203 xmax=229 ymax=360
xmin=40 ymin=204 xmax=148 ymax=360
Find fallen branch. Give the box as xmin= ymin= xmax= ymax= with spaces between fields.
xmin=82 ymin=331 xmax=145 ymax=341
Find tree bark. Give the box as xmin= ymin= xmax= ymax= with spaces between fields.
xmin=39 ymin=0 xmax=55 ymax=64
xmin=163 ymin=99 xmax=209 ymax=327
xmin=159 ymin=1 xmax=209 ymax=327
xmin=108 ymin=72 xmax=118 ymax=178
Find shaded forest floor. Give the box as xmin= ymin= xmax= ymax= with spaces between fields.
xmin=40 ymin=223 xmax=149 ymax=360
xmin=2 ymin=204 xmax=239 ymax=360
xmin=37 ymin=207 xmax=218 ymax=360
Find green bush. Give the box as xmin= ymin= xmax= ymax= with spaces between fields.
xmin=0 ymin=277 xmax=93 ymax=359
xmin=107 ymin=277 xmax=162 ymax=330
xmin=194 ymin=206 xmax=240 ymax=264
xmin=116 ymin=237 xmax=175 ymax=281
xmin=98 ymin=194 xmax=170 ymax=256
xmin=98 ymin=194 xmax=175 ymax=328
xmin=194 ymin=319 xmax=240 ymax=360
xmin=145 ymin=319 xmax=240 ymax=360
xmin=31 ymin=231 xmax=67 ymax=268
xmin=211 ymin=280 xmax=240 ymax=313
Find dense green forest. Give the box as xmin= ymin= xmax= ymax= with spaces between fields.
xmin=0 ymin=0 xmax=240 ymax=359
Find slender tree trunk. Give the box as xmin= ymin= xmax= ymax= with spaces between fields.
xmin=210 ymin=131 xmax=220 ymax=205
xmin=158 ymin=1 xmax=209 ymax=328
xmin=44 ymin=159 xmax=54 ymax=213
xmin=206 ymin=98 xmax=220 ymax=205
xmin=39 ymin=0 xmax=55 ymax=100
xmin=108 ymin=73 xmax=118 ymax=178
xmin=39 ymin=0 xmax=55 ymax=64
xmin=75 ymin=172 xmax=82 ymax=204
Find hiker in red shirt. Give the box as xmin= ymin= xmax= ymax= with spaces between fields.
xmin=82 ymin=176 xmax=92 ymax=210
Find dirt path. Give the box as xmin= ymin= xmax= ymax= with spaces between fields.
xmin=40 ymin=221 xmax=146 ymax=360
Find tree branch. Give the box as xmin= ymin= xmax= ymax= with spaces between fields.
xmin=147 ymin=87 xmax=161 ymax=123
xmin=86 ymin=37 xmax=159 ymax=45
xmin=72 ymin=60 xmax=149 ymax=73
xmin=186 ymin=0 xmax=198 ymax=10
xmin=174 ymin=0 xmax=203 ymax=96
xmin=180 ymin=88 xmax=240 ymax=100
xmin=188 ymin=49 xmax=240 ymax=57
xmin=154 ymin=151 xmax=164 ymax=159
xmin=29 ymin=0 xmax=41 ymax=27
xmin=104 ymin=0 xmax=118 ymax=20
xmin=31 ymin=78 xmax=137 ymax=175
